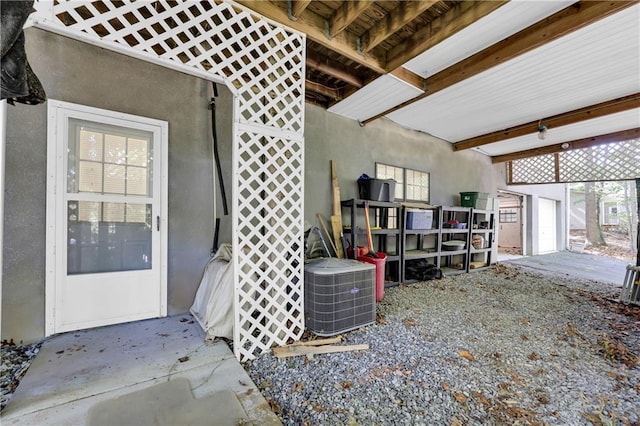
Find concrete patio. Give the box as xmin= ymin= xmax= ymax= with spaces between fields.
xmin=1 ymin=315 xmax=281 ymax=426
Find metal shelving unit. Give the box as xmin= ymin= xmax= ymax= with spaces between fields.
xmin=468 ymin=209 xmax=496 ymax=272
xmin=341 ymin=199 xmax=402 ymax=286
xmin=439 ymin=206 xmax=472 ymax=276
xmin=401 ymin=205 xmax=441 ymax=284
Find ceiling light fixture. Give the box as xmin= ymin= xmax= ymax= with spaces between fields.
xmin=537 ymin=119 xmax=548 ymax=140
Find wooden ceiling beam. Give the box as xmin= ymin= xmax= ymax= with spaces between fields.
xmin=235 ymin=0 xmax=386 ymax=74
xmin=364 ymin=0 xmax=637 ymax=125
xmin=329 ymin=1 xmax=375 ymax=38
xmin=491 ymin=128 xmax=640 ymax=164
xmin=454 ymin=93 xmax=640 ymax=151
xmin=291 ymin=0 xmax=312 ymax=18
xmin=386 ymin=1 xmax=508 ymax=72
xmin=306 ymin=80 xmax=343 ymax=101
xmin=389 ymin=67 xmax=425 ymax=91
xmin=307 ymin=52 xmax=364 ymax=88
xmin=362 ymin=0 xmax=439 ymax=53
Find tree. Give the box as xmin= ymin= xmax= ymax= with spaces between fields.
xmin=623 ymin=180 xmax=638 ymax=253
xmin=584 ymin=181 xmax=606 ymax=246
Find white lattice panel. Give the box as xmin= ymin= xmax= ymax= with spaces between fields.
xmin=508 ymin=154 xmax=556 ymax=184
xmin=508 ymin=141 xmax=640 ymax=184
xmin=29 ymin=0 xmax=305 ymax=361
xmin=559 ymin=141 xmax=640 ymax=182
xmin=234 ymin=127 xmax=304 ymax=359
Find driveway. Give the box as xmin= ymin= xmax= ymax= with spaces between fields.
xmin=503 ymin=250 xmax=630 ymax=286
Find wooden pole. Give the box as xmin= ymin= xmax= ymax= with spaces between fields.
xmin=330 ymin=161 xmax=345 ymax=258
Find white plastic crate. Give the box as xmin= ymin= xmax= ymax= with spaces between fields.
xmin=406 ymin=209 xmax=433 ymax=230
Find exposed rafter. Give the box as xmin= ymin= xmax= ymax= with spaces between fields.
xmin=362 ymin=0 xmax=439 ymax=53
xmin=363 ymin=0 xmax=637 ymax=125
xmin=307 ymin=52 xmax=363 ymax=88
xmin=236 ymin=1 xmax=495 ymax=96
xmin=389 ymin=67 xmax=425 ymax=92
xmin=492 ymin=128 xmax=640 ymax=164
xmin=385 ymin=1 xmax=508 ymax=72
xmin=306 ymin=80 xmax=343 ymax=101
xmin=454 ymin=93 xmax=640 ymax=151
xmin=329 ymin=1 xmax=375 ymax=38
xmin=235 ymin=0 xmax=387 ymax=74
xmin=291 ymin=0 xmax=311 ymax=18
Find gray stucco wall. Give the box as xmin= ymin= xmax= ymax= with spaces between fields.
xmin=304 ymin=103 xmax=502 ymax=224
xmin=2 ymin=29 xmax=233 ymax=343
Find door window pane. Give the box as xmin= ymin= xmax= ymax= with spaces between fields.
xmin=68 ymin=201 xmax=152 ymax=274
xmin=68 ymin=119 xmax=152 ymax=197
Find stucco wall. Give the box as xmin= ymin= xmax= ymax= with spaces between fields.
xmin=2 ymin=28 xmax=233 ymax=343
xmin=304 ymin=104 xmax=502 ymax=224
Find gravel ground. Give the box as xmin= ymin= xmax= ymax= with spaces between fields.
xmin=1 ymin=341 xmax=41 ymax=411
xmin=245 ymin=264 xmax=640 ymax=426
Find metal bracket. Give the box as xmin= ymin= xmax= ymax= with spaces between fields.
xmin=324 ymin=20 xmax=332 ymax=40
xmin=287 ymin=0 xmax=297 ymax=21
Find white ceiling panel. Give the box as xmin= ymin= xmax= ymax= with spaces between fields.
xmin=404 ymin=0 xmax=575 ymax=78
xmin=475 ymin=108 xmax=640 ymax=156
xmin=387 ymin=4 xmax=640 ymax=143
xmin=328 ymin=75 xmax=423 ymax=122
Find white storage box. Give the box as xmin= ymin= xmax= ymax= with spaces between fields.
xmin=475 ymin=196 xmax=495 ymax=211
xmin=406 ymin=209 xmax=433 ymax=230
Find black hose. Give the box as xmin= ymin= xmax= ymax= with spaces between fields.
xmin=210 ymin=82 xmax=228 ymax=216
xmin=212 ymin=218 xmax=220 ymax=255
xmin=210 ymin=82 xmax=228 ymax=254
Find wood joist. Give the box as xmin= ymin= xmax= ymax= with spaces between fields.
xmin=456 ymin=93 xmax=640 ymax=152
xmin=235 ymin=0 xmax=507 ymax=107
xmin=493 ymin=128 xmax=640 ymax=164
xmin=361 ymin=0 xmax=637 ymax=125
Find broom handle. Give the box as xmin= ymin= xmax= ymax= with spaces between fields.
xmin=364 ymin=204 xmax=373 ymax=252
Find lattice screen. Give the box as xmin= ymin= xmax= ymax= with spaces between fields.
xmin=508 ymin=140 xmax=640 ymax=184
xmin=28 ymin=0 xmax=305 ymax=361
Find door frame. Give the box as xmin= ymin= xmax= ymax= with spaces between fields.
xmin=497 ymin=190 xmax=527 ymax=256
xmin=45 ymin=100 xmax=168 ymax=336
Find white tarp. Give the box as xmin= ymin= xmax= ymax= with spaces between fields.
xmin=190 ymin=243 xmax=234 ymax=339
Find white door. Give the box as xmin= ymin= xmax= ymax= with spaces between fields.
xmin=538 ymin=198 xmax=557 ymax=254
xmin=46 ymin=101 xmax=168 ymax=335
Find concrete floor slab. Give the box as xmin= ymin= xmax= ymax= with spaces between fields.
xmin=504 ymin=250 xmax=629 ymax=285
xmin=1 ymin=315 xmax=281 ymax=426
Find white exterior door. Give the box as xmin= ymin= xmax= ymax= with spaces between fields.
xmin=46 ymin=101 xmax=168 ymax=335
xmin=538 ymin=198 xmax=557 ymax=254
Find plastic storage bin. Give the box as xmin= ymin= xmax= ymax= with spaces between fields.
xmin=406 ymin=209 xmax=433 ymax=229
xmin=460 ymin=192 xmax=489 ymax=207
xmin=358 ymin=252 xmax=387 ymax=302
xmin=358 ymin=179 xmax=396 ymax=202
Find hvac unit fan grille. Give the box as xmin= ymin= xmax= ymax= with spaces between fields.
xmin=304 ymin=259 xmax=376 ymax=336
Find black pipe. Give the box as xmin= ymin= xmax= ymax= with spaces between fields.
xmin=210 ymin=82 xmax=228 ymax=254
xmin=212 ymin=218 xmax=220 ymax=255
xmin=210 ymin=82 xmax=228 ymax=216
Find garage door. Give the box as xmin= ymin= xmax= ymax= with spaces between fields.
xmin=538 ymin=198 xmax=557 ymax=254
